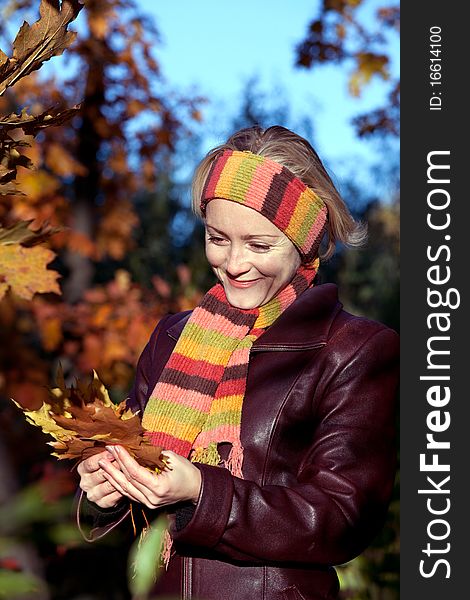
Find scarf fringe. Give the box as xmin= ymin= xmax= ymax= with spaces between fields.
xmin=161 ymin=528 xmax=173 ymax=570
xmin=191 ymin=441 xmax=244 ymax=478
xmin=224 ymin=442 xmax=244 ymax=479
xmin=190 ymin=441 xmax=221 ymax=467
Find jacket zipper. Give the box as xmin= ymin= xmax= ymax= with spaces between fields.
xmin=183 ymin=556 xmax=192 ymax=600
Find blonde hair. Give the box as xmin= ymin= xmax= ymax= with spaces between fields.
xmin=191 ymin=125 xmax=367 ymax=260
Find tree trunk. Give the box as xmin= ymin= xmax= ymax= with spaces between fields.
xmin=63 ymin=31 xmax=108 ymax=302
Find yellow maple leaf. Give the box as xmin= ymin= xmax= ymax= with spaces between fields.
xmin=10 ymin=399 xmax=73 ymax=441
xmin=0 ymin=243 xmax=61 ymax=301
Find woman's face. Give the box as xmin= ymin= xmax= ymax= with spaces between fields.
xmin=204 ymin=199 xmax=301 ymax=309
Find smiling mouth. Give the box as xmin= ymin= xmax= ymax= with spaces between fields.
xmin=226 ymin=277 xmax=261 ymax=289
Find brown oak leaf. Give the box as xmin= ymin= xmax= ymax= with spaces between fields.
xmin=0 ymin=105 xmax=81 ymax=135
xmin=0 ymin=220 xmax=63 ymax=247
xmin=0 ymin=0 xmax=84 ymax=96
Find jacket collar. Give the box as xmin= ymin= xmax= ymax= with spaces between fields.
xmin=166 ymin=283 xmax=342 ymax=350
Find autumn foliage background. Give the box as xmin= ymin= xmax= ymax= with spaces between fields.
xmin=0 ymin=1 xmax=399 ymax=599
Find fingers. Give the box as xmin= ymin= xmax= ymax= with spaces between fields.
xmin=101 ymin=446 xmax=201 ymax=507
xmin=85 ymin=477 xmax=114 ymax=500
xmin=77 ymin=450 xmax=114 ymax=476
xmin=106 ymin=446 xmax=158 ymax=487
xmin=100 ymin=461 xmax=152 ymax=506
xmin=96 ymin=491 xmax=124 ymax=509
xmin=84 ymin=476 xmax=124 ymax=508
xmin=99 ymin=452 xmax=164 ymax=508
xmin=161 ymin=450 xmax=176 ymax=469
xmin=77 ymin=449 xmax=126 ymax=509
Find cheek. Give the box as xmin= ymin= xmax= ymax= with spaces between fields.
xmin=258 ymin=254 xmax=299 ymax=281
xmin=205 ymin=244 xmax=224 ymax=267
xmin=275 ymin=265 xmax=296 ymax=285
xmin=268 ymin=258 xmax=301 ymax=292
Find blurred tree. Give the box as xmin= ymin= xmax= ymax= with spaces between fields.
xmin=0 ymin=1 xmax=203 ymax=597
xmin=295 ymin=0 xmax=399 ymax=138
xmin=1 ymin=0 xmax=203 ymax=299
xmin=0 ymin=4 xmax=85 ymax=596
xmin=338 ymin=197 xmax=399 ymax=330
xmin=0 ymin=0 xmax=204 ymax=406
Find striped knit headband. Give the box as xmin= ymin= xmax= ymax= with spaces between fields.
xmin=200 ymin=149 xmax=328 ymax=263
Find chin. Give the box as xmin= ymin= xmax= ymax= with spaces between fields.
xmin=224 ymin=289 xmax=264 ymax=310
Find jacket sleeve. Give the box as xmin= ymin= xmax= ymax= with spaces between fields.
xmin=171 ymin=325 xmax=399 ymax=566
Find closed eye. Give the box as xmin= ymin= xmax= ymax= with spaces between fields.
xmin=207 ymin=235 xmax=228 ymax=245
xmin=249 ymin=243 xmax=271 ymax=252
xmin=206 ymin=235 xmax=271 ymax=251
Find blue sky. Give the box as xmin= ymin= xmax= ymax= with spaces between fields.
xmin=139 ymin=0 xmax=399 ymax=191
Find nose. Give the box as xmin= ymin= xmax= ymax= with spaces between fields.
xmin=225 ymin=245 xmax=251 ymax=277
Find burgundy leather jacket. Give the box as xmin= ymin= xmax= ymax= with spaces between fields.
xmin=79 ymin=283 xmax=399 ymax=600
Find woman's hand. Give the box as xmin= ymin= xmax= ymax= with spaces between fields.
xmin=98 ymin=445 xmax=202 ymax=510
xmin=77 ymin=450 xmax=125 ymax=508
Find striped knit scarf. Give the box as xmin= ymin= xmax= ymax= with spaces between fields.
xmin=142 ymin=260 xmax=318 ymax=479
xmin=141 ymin=150 xmax=327 ymax=565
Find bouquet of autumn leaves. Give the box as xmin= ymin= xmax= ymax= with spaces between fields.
xmin=11 ymin=367 xmax=167 ymax=472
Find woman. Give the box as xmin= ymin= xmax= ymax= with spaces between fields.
xmin=77 ymin=125 xmax=399 ymax=600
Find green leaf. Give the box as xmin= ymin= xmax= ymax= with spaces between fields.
xmin=128 ymin=514 xmax=167 ymax=599
xmin=0 ymin=570 xmax=46 ymax=598
xmin=48 ymin=523 xmax=85 ymax=546
xmin=0 ymin=484 xmax=70 ymax=534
